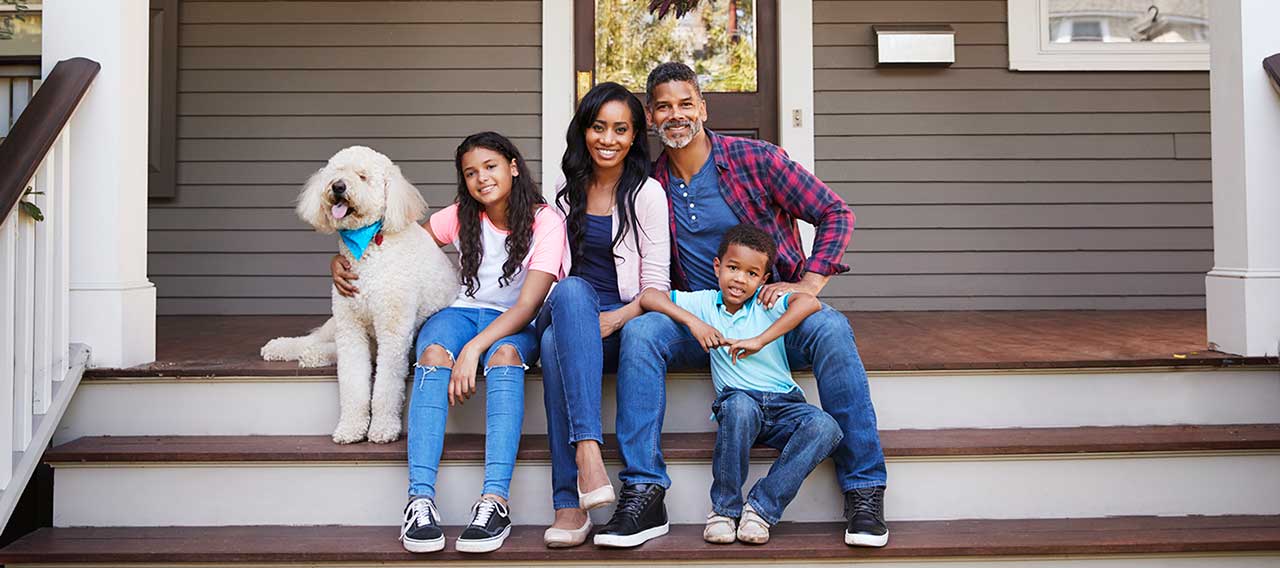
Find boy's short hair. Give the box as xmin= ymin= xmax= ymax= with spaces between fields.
xmin=645 ymin=62 xmax=703 ymax=103
xmin=717 ymin=224 xmax=777 ymax=270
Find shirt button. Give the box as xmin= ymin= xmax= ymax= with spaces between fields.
xmin=682 ymin=192 xmax=688 ymax=197
xmin=692 ymin=215 xmax=698 ymax=220
xmin=689 ymin=203 xmax=695 ymax=208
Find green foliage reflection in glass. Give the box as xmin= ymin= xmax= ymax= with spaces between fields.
xmin=596 ymin=0 xmax=757 ymax=93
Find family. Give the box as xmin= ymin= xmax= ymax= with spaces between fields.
xmin=327 ymin=62 xmax=888 ymax=554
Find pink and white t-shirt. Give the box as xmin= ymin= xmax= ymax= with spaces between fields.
xmin=429 ymin=204 xmax=568 ymax=312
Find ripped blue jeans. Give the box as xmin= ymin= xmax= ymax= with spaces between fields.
xmin=408 ymin=306 xmax=537 ymax=500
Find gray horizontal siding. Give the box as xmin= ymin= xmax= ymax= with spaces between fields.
xmin=814 ymin=0 xmax=1212 ymax=310
xmin=154 ymin=0 xmax=541 ymax=315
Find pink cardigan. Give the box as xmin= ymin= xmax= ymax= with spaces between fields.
xmin=559 ymin=177 xmax=671 ymax=302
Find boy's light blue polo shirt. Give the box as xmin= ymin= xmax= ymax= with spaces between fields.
xmin=671 ymin=289 xmax=801 ymax=395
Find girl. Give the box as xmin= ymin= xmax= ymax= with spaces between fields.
xmin=332 ymin=132 xmax=567 ymax=554
xmin=539 ymin=82 xmax=671 ymax=548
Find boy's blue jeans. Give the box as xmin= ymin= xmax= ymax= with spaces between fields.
xmin=536 ymin=277 xmax=625 ymax=510
xmin=408 ymin=306 xmax=537 ymax=501
xmin=617 ymin=304 xmax=887 ymax=492
xmin=710 ymin=388 xmax=843 ymax=525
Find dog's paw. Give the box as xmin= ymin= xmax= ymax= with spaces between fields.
xmin=260 ymin=337 xmax=299 ymax=361
xmin=332 ymin=420 xmax=369 ymax=445
xmin=367 ymin=415 xmax=402 ymax=444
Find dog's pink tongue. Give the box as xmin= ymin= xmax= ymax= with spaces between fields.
xmin=331 ymin=203 xmax=349 ymax=219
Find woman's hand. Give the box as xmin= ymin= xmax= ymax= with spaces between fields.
xmin=689 ymin=320 xmax=728 ymax=353
xmin=599 ymin=309 xmax=626 ymax=338
xmin=449 ymin=344 xmax=482 ymax=406
xmin=331 ymin=255 xmax=359 ymax=297
xmin=727 ymin=336 xmax=767 ymax=364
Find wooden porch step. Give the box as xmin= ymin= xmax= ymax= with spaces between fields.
xmin=2 ymin=516 xmax=1279 ymax=564
xmin=45 ymin=424 xmax=1280 ymax=464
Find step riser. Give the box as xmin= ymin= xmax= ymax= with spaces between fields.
xmin=8 ymin=556 xmax=1280 ymax=567
xmin=51 ymin=454 xmax=1280 ymax=527
xmin=56 ymin=369 xmax=1280 ymax=442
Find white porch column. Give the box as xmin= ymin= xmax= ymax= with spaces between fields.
xmin=1206 ymin=0 xmax=1280 ymax=357
xmin=42 ymin=0 xmax=155 ymax=367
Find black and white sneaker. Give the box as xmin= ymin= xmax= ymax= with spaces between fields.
xmin=593 ymin=483 xmax=669 ymax=548
xmin=400 ymin=497 xmax=445 ymax=553
xmin=844 ymin=486 xmax=889 ymax=547
xmin=455 ymin=497 xmax=512 ymax=553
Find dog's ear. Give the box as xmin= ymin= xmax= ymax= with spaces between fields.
xmin=296 ymin=168 xmax=336 ymax=234
xmin=382 ymin=164 xmax=427 ymax=233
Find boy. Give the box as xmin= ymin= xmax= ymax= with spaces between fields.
xmin=639 ymin=224 xmax=843 ymax=545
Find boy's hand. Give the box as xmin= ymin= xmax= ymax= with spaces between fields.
xmin=689 ymin=320 xmax=729 ymax=352
xmin=728 ymin=336 xmax=767 ymax=364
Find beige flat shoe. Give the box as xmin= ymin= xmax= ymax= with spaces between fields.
xmin=577 ymin=482 xmax=616 ymax=511
xmin=544 ymin=517 xmax=592 ymax=548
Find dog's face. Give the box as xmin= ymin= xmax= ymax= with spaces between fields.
xmin=297 ymin=146 xmax=427 ymax=235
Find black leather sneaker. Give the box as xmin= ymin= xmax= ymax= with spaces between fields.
xmin=400 ymin=497 xmax=445 ymax=553
xmin=844 ymin=486 xmax=889 ymax=547
xmin=593 ymin=483 xmax=670 ymax=548
xmin=456 ymin=497 xmax=512 ymax=553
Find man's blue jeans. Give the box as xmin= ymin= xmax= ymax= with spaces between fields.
xmin=536 ymin=277 xmax=625 ymax=510
xmin=617 ymin=304 xmax=888 ymax=492
xmin=711 ymin=388 xmax=842 ymax=525
xmin=408 ymin=306 xmax=537 ymax=501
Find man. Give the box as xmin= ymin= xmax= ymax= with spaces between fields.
xmin=592 ymin=62 xmax=889 ymax=549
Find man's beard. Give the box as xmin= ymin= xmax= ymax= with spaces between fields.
xmin=657 ymin=117 xmax=702 ymax=149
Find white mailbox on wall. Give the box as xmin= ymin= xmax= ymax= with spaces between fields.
xmin=873 ymin=25 xmax=956 ymax=66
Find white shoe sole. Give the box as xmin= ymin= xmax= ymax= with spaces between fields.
xmin=845 ymin=530 xmax=889 ymax=547
xmin=401 ymin=535 xmax=445 ymax=553
xmin=593 ymin=523 xmax=669 ymax=548
xmin=456 ymin=525 xmax=512 ymax=554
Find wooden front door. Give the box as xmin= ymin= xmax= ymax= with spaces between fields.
xmin=574 ymin=0 xmax=778 ymax=144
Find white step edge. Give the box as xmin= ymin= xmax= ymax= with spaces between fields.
xmin=51 ymin=451 xmax=1280 ymax=527
xmin=7 ymin=554 xmax=1280 ymax=568
xmin=56 ymin=367 xmax=1280 ymax=443
xmin=0 ymin=344 xmax=88 ymax=526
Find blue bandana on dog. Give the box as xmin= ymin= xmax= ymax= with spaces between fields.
xmin=339 ymin=220 xmax=383 ymax=260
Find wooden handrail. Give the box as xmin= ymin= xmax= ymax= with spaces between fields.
xmin=0 ymin=58 xmax=99 ymax=223
xmin=1266 ymin=53 xmax=1280 ymax=92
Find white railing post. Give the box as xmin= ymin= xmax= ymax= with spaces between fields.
xmin=33 ymin=154 xmax=54 ymax=414
xmin=53 ymin=128 xmax=71 ymax=377
xmin=0 ymin=202 xmax=14 ymax=491
xmin=12 ymin=184 xmax=35 ymax=449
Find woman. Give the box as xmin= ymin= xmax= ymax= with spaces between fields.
xmin=539 ymin=82 xmax=670 ymax=547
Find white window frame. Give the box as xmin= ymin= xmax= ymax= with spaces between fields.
xmin=1007 ymin=0 xmax=1209 ymax=71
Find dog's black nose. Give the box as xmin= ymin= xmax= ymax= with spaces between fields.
xmin=332 ymin=180 xmax=347 ymax=195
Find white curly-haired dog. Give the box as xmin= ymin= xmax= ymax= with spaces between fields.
xmin=261 ymin=146 xmax=458 ymax=444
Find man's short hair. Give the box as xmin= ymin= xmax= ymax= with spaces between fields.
xmin=717 ymin=224 xmax=777 ymax=270
xmin=645 ymin=62 xmax=702 ymax=103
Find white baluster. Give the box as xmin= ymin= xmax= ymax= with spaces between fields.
xmin=52 ymin=128 xmax=71 ymax=377
xmin=0 ymin=78 xmax=10 ymax=136
xmin=13 ymin=182 xmax=35 ymax=449
xmin=10 ymin=79 xmax=29 ymax=125
xmin=32 ymin=157 xmax=54 ymax=415
xmin=0 ymin=203 xmax=15 ymax=490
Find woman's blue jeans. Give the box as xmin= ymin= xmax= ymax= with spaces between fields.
xmin=537 ymin=277 xmax=625 ymax=510
xmin=408 ymin=306 xmax=537 ymax=501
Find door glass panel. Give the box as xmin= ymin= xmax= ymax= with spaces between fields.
xmin=0 ymin=10 xmax=41 ymax=57
xmin=1047 ymin=0 xmax=1208 ymax=44
xmin=594 ymin=0 xmax=757 ymax=93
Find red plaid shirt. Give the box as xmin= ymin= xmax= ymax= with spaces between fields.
xmin=652 ymin=130 xmax=854 ymax=289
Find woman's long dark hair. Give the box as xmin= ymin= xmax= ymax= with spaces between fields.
xmin=557 ymin=82 xmax=650 ymax=267
xmin=454 ymin=131 xmax=544 ymax=296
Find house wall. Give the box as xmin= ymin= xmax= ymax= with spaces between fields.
xmin=814 ymin=0 xmax=1212 ymax=310
xmin=149 ymin=0 xmax=542 ymax=314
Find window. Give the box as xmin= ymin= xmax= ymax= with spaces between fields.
xmin=1008 ymin=0 xmax=1209 ymax=71
xmin=0 ymin=2 xmax=41 ymax=60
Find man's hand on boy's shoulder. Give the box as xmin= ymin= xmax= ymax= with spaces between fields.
xmin=759 ymin=272 xmax=830 ymax=308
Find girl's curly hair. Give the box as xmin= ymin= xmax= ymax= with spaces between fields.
xmin=453 ymin=132 xmax=544 ymax=297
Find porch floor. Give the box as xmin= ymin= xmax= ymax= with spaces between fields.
xmin=99 ymin=310 xmax=1275 ymax=378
